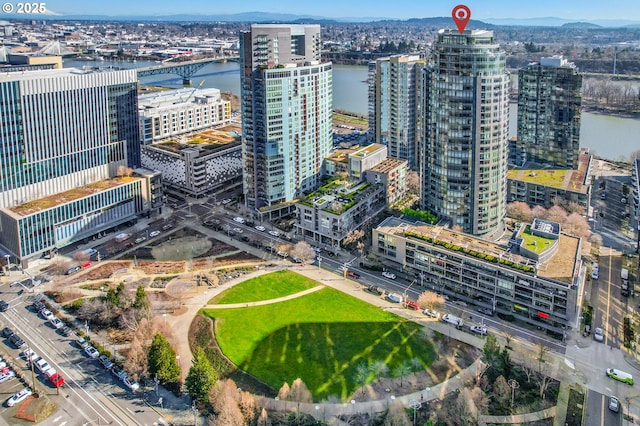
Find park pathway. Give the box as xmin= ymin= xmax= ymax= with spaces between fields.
xmin=201 ymin=285 xmax=324 ymax=309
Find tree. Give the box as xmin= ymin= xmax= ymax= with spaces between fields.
xmin=531 ymin=205 xmax=547 ymax=219
xmin=72 ymin=251 xmax=90 ymax=263
xmin=277 ymin=382 xmax=290 ymax=401
xmin=409 ymin=357 xmax=422 ymax=377
xmin=123 ymin=335 xmax=148 ymax=381
xmin=354 ymin=362 xmax=370 ymax=395
xmin=503 ymin=332 xmax=514 ymax=350
xmin=133 ymin=285 xmax=150 ymax=312
xmin=535 ymin=343 xmax=548 ymax=374
xmin=239 ymin=391 xmax=258 ymax=425
xmin=497 ymin=347 xmax=513 ymax=379
xmin=546 ymin=205 xmax=568 ymax=224
xmin=417 ymin=291 xmax=445 ymax=312
xmin=482 ymin=334 xmax=501 ymax=366
xmin=117 ymin=165 xmax=133 ymax=177
xmin=291 ymin=241 xmax=316 ymax=264
xmin=147 ymin=333 xmax=181 ymax=385
xmin=493 ymin=375 xmax=512 ymax=411
xmin=506 ymin=201 xmax=532 ymax=222
xmin=406 ymin=171 xmax=420 ymax=196
xmin=393 ymin=360 xmax=412 ymax=387
xmin=385 ymin=399 xmax=411 ymax=426
xmin=369 ymin=360 xmax=389 ymax=382
xmin=289 ymin=378 xmax=313 ymax=420
xmin=257 ymin=408 xmax=272 ymax=426
xmin=564 ymin=213 xmax=591 ymax=238
xmin=186 ymin=347 xmax=218 ymax=404
xmin=210 ymin=380 xmax=244 ymax=426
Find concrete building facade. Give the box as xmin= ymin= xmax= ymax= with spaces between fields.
xmin=368 ymin=55 xmax=424 ymax=168
xmin=240 ymin=24 xmax=333 ymax=213
xmin=517 ymin=56 xmax=583 ymax=169
xmin=421 ymin=29 xmax=510 ymax=238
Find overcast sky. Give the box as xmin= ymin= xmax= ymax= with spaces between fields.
xmin=42 ymin=0 xmax=640 ymax=21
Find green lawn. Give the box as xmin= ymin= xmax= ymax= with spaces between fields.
xmin=208 ymin=270 xmax=317 ymax=304
xmin=521 ymin=225 xmax=554 ymax=254
xmin=203 ymin=284 xmax=436 ymax=400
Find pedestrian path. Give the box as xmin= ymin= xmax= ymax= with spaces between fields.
xmin=202 ymin=285 xmax=324 ymax=309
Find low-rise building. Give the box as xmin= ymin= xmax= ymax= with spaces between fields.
xmin=363 ymin=158 xmax=408 ymax=205
xmin=139 ymin=88 xmax=231 ymax=143
xmin=507 ymin=151 xmax=593 ymax=210
xmin=295 ymin=180 xmax=386 ymax=251
xmin=140 ymin=127 xmax=242 ymax=198
xmin=373 ymin=216 xmax=583 ymax=338
xmin=0 ymin=171 xmax=162 ymax=262
xmin=348 ymin=144 xmax=388 ymax=180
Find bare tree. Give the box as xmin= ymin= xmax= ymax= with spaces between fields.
xmin=406 ymin=171 xmax=420 ymax=196
xmin=118 ymin=308 xmax=141 ymax=332
xmin=521 ymin=361 xmax=535 ymax=384
xmin=291 ymin=241 xmax=316 ymax=264
xmin=531 ymin=205 xmax=548 ymax=219
xmin=506 ymin=201 xmax=533 ymax=222
xmin=565 ymin=201 xmax=586 ymax=216
xmin=77 ymin=298 xmax=112 ymax=327
xmin=589 ymin=234 xmax=603 ymax=249
xmin=493 ymin=375 xmax=511 ymax=410
xmin=209 ymin=380 xmax=244 ymax=426
xmin=343 ymin=229 xmax=365 ymax=246
xmin=289 ymin=378 xmax=312 ymax=403
xmin=117 ymin=165 xmax=134 ymax=177
xmin=536 ymin=368 xmax=554 ymax=400
xmin=72 ymin=251 xmax=90 ymax=263
xmin=238 ymin=391 xmax=257 ymax=425
xmin=49 ymin=258 xmax=72 ymax=276
xmin=503 ymin=332 xmax=514 ymax=350
xmin=564 ymin=213 xmax=591 ymax=238
xmin=546 ymin=205 xmax=568 ymax=224
xmin=384 ymin=400 xmax=411 ymax=426
xmin=123 ymin=335 xmax=148 ymax=381
xmin=417 ymin=291 xmax=445 ymax=312
xmin=257 ymin=408 xmax=272 ymax=426
xmin=536 ymin=343 xmax=548 ymax=374
xmin=277 ymin=382 xmax=290 ymax=401
xmin=166 ymin=281 xmax=193 ymax=309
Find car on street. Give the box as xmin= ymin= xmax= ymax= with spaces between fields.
xmin=8 ymin=334 xmax=25 ymax=348
xmin=22 ymin=349 xmax=39 ymax=362
xmin=386 ymin=293 xmax=403 ymax=303
xmin=232 ymin=227 xmax=243 ymax=234
xmin=111 ymin=365 xmax=128 ymax=381
xmin=423 ymin=309 xmax=441 ymax=319
xmin=6 ymin=388 xmax=32 ymax=407
xmin=84 ymin=346 xmax=99 ymax=359
xmin=470 ymin=325 xmax=488 ymax=336
xmin=134 ymin=236 xmax=146 ymax=244
xmin=254 ymin=225 xmax=266 ymax=232
xmin=76 ymin=335 xmax=90 ymax=349
xmin=268 ymin=230 xmax=280 ymax=237
xmin=58 ymin=326 xmax=73 ymax=337
xmin=123 ymin=377 xmax=140 ymax=391
xmin=162 ymin=223 xmax=173 ymax=231
xmin=0 ymin=370 xmax=15 ymax=383
xmin=601 ymin=192 xmax=606 ymax=200
xmin=404 ymin=300 xmax=421 ymax=310
xmin=49 ymin=318 xmax=64 ymax=329
xmin=609 ymin=396 xmax=620 ymax=412
xmin=0 ymin=301 xmax=9 ymax=312
xmin=276 ymin=251 xmax=289 ymax=258
xmin=233 ymin=217 xmax=245 ymax=224
xmin=366 ymin=285 xmax=383 ymax=296
xmin=477 ymin=307 xmax=494 ymax=316
xmin=149 ymin=230 xmax=160 ymax=237
xmin=594 ymin=327 xmax=604 ymax=342
xmin=222 ymin=198 xmax=232 ymax=205
xmin=34 ymin=358 xmax=53 ymax=375
xmin=65 ymin=266 xmax=81 ymax=275
xmin=592 ymin=270 xmax=599 ymax=280
xmin=32 ymin=300 xmax=46 ymax=312
xmin=382 ymin=271 xmax=396 ymax=280
xmin=1 ymin=327 xmax=14 ymax=338
xmin=40 ymin=309 xmax=55 ymax=321
xmin=99 ymin=355 xmax=113 ymax=370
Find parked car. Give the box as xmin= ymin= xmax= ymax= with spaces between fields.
xmin=21 ymin=349 xmax=39 ymax=363
xmin=346 ymin=270 xmax=360 ymax=279
xmin=76 ymin=335 xmax=89 ymax=349
xmin=268 ymin=230 xmax=280 ymax=237
xmin=386 ymin=293 xmax=403 ymax=303
xmin=34 ymin=358 xmax=53 ymax=375
xmin=592 ymin=270 xmax=599 ymax=280
xmin=6 ymin=388 xmax=32 ymax=407
xmin=423 ymin=309 xmax=441 ymax=319
xmin=0 ymin=301 xmax=9 ymax=312
xmin=404 ymin=300 xmax=421 ymax=310
xmin=255 ymin=225 xmax=266 ymax=232
xmin=49 ymin=318 xmax=64 ymax=329
xmin=134 ymin=237 xmax=146 ymax=244
xmin=84 ymin=346 xmax=99 ymax=359
xmin=8 ymin=334 xmax=25 ymax=349
xmin=65 ymin=266 xmax=81 ymax=275
xmin=366 ymin=286 xmax=383 ymax=296
xmin=0 ymin=370 xmax=15 ymax=383
xmin=40 ymin=309 xmax=55 ymax=321
xmin=382 ymin=271 xmax=396 ymax=280
xmin=48 ymin=373 xmax=65 ymax=388
xmin=609 ymin=396 xmax=620 ymax=412
xmin=111 ymin=365 xmax=128 ymax=381
xmin=1 ymin=327 xmax=14 ymax=338
xmin=594 ymin=327 xmax=604 ymax=342
xmin=470 ymin=325 xmax=488 ymax=336
xmin=232 ymin=227 xmax=243 ymax=234
xmin=233 ymin=217 xmax=245 ymax=224
xmin=32 ymin=300 xmax=46 ymax=312
xmin=123 ymin=377 xmax=140 ymax=391
xmin=99 ymin=355 xmax=113 ymax=370
xmin=58 ymin=326 xmax=73 ymax=337
xmin=149 ymin=230 xmax=160 ymax=237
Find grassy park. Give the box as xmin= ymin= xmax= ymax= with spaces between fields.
xmin=203 ymin=271 xmax=436 ymax=400
xmin=208 ymin=270 xmax=317 ymax=304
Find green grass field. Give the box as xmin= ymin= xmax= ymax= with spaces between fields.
xmin=203 ymin=272 xmax=436 ymax=400
xmin=208 ymin=270 xmax=317 ymax=304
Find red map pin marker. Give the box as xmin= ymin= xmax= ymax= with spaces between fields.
xmin=452 ymin=5 xmax=471 ymax=34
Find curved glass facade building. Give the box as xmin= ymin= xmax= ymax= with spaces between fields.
xmin=421 ymin=29 xmax=509 ymax=238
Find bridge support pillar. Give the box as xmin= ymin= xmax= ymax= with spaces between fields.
xmin=182 ymin=78 xmax=192 ymax=86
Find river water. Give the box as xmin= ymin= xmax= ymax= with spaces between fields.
xmin=64 ymin=59 xmax=640 ymax=161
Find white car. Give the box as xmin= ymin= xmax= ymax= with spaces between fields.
xmin=6 ymin=388 xmax=32 ymax=407
xmin=232 ymin=227 xmax=243 ymax=234
xmin=21 ymin=349 xmax=39 ymax=363
xmin=233 ymin=217 xmax=245 ymax=224
xmin=134 ymin=237 xmax=146 ymax=244
xmin=386 ymin=293 xmax=403 ymax=303
xmin=222 ymin=198 xmax=232 ymax=205
xmin=50 ymin=318 xmax=64 ymax=329
xmin=149 ymin=230 xmax=160 ymax=237
xmin=423 ymin=309 xmax=441 ymax=319
xmin=40 ymin=309 xmax=55 ymax=321
xmin=592 ymin=270 xmax=599 ymax=280
xmin=34 ymin=358 xmax=53 ymax=375
xmin=268 ymin=230 xmax=280 ymax=237
xmin=123 ymin=377 xmax=140 ymax=391
xmin=0 ymin=370 xmax=15 ymax=383
xmin=470 ymin=325 xmax=488 ymax=336
xmin=84 ymin=346 xmax=100 ymax=359
xmin=382 ymin=271 xmax=396 ymax=280
xmin=255 ymin=225 xmax=266 ymax=232
xmin=594 ymin=327 xmax=604 ymax=342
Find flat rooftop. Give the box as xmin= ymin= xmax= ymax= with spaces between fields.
xmin=377 ymin=217 xmax=579 ymax=284
xmin=327 ymin=148 xmax=358 ymax=163
xmin=369 ymin=158 xmax=406 ymax=174
xmin=152 ymin=127 xmax=241 ymax=154
xmin=0 ymin=66 xmax=135 ymax=82
xmin=351 ymin=143 xmax=386 ymax=158
xmin=9 ymin=176 xmax=141 ymax=217
xmin=507 ymin=153 xmax=590 ymax=194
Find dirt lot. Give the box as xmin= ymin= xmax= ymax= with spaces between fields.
xmin=66 ymin=261 xmax=132 ymax=284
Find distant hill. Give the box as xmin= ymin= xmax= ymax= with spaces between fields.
xmin=561 ymin=22 xmax=603 ymax=29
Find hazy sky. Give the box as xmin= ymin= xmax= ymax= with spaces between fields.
xmin=43 ymin=0 xmax=640 ymax=21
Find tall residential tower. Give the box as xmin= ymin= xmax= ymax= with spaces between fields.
xmin=240 ymin=24 xmax=333 ymax=212
xmin=368 ymin=55 xmax=424 ymax=168
xmin=517 ymin=56 xmax=582 ymax=169
xmin=421 ymin=29 xmax=509 ymax=238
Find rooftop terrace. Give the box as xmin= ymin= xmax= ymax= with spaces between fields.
xmin=153 ymin=126 xmax=241 ymax=154
xmin=507 ymin=153 xmax=590 ymax=194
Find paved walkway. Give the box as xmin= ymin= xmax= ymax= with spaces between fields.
xmin=202 ymin=285 xmax=323 ymax=309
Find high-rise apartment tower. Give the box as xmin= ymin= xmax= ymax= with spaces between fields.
xmin=517 ymin=56 xmax=582 ymax=169
xmin=240 ymin=24 xmax=333 ymax=211
xmin=421 ymin=29 xmax=509 ymax=238
xmin=368 ymin=55 xmax=424 ymax=168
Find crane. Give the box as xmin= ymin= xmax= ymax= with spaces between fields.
xmin=177 ymin=80 xmax=205 ymax=103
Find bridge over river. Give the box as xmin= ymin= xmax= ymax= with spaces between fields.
xmin=136 ymin=57 xmax=238 ymax=85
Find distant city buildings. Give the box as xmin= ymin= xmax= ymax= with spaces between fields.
xmin=0 ymin=68 xmax=160 ymax=263
xmin=421 ymin=29 xmax=509 ymax=238
xmin=138 ymin=88 xmax=231 ymax=144
xmin=239 ymin=24 xmax=333 ymax=216
xmin=516 ymin=56 xmax=583 ymax=169
xmin=368 ymin=55 xmax=424 ymax=168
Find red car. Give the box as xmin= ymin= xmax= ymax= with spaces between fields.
xmin=48 ymin=373 xmax=65 ymax=388
xmin=404 ymin=300 xmax=421 ymax=310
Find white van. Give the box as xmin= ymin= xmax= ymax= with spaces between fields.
xmin=606 ymin=368 xmax=634 ymax=385
xmin=441 ymin=314 xmax=464 ymax=328
xmin=386 ymin=293 xmax=403 ymax=303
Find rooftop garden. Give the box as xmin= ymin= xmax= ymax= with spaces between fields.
xmin=402 ymin=208 xmax=438 ymax=224
xmin=507 ymin=169 xmax=570 ymax=189
xmin=520 ymin=225 xmax=555 ymax=254
xmin=299 ymin=177 xmax=373 ymax=215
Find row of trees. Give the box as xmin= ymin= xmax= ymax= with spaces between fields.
xmin=506 ymin=202 xmax=591 ymax=238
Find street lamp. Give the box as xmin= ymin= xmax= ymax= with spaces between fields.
xmin=410 ymin=399 xmax=421 ymax=426
xmin=508 ymin=379 xmax=520 ymax=407
xmin=192 ymin=401 xmax=199 ymax=426
xmin=404 ymin=279 xmax=417 ymax=304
